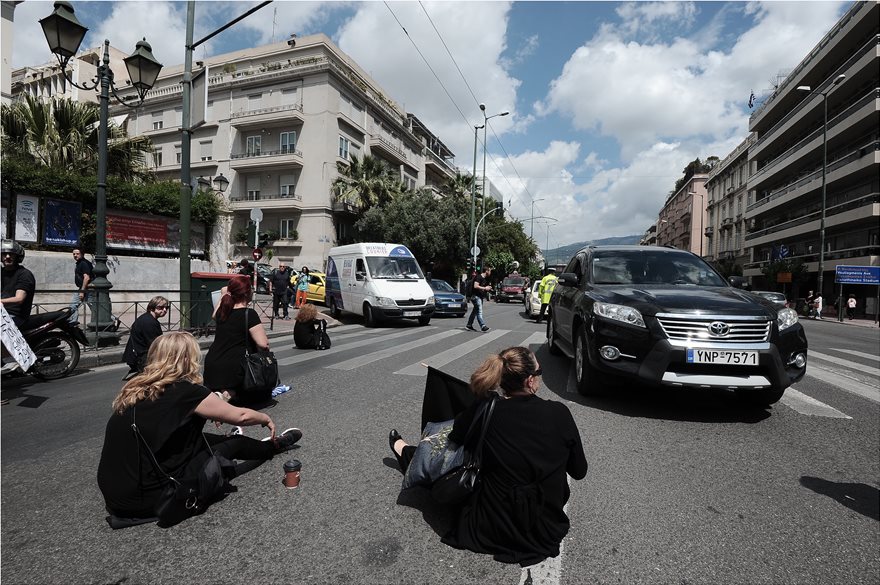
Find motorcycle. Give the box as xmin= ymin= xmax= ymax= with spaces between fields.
xmin=2 ymin=307 xmax=89 ymax=380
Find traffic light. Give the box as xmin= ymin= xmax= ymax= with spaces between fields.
xmin=466 ymin=259 xmax=474 ymax=272
xmin=247 ymin=222 xmax=256 ymax=247
xmin=494 ymin=201 xmax=504 ymax=218
xmin=257 ymin=232 xmax=270 ymax=248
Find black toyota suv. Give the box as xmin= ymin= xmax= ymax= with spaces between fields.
xmin=547 ymin=245 xmax=808 ymax=406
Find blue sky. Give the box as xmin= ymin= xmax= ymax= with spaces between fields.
xmin=11 ymin=1 xmax=848 ymax=249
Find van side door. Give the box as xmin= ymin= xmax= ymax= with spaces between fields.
xmin=349 ymin=257 xmax=368 ymax=313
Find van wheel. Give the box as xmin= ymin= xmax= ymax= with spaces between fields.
xmin=418 ymin=316 xmax=431 ymax=326
xmin=364 ymin=304 xmax=378 ymax=327
xmin=329 ymin=297 xmax=340 ymax=319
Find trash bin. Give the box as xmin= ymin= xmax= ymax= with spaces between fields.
xmin=190 ymin=272 xmax=249 ymax=328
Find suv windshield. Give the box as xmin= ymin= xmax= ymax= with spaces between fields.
xmin=366 ymin=256 xmax=424 ymax=279
xmin=591 ymin=250 xmax=726 ymax=287
xmin=502 ymin=278 xmax=526 ymax=287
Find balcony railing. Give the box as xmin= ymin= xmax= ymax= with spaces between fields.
xmin=231 ymin=147 xmax=303 ymax=160
xmin=745 ymin=192 xmax=879 ymax=241
xmin=743 ymin=245 xmax=880 ymax=271
xmin=229 ymin=192 xmax=303 ymax=202
xmin=230 ymin=102 xmax=303 ymax=119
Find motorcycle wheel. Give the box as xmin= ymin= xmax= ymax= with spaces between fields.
xmin=29 ymin=331 xmax=80 ymax=381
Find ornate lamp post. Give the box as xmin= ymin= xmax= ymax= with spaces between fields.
xmin=41 ymin=1 xmax=161 ymax=343
xmin=796 ymin=74 xmax=845 ymax=298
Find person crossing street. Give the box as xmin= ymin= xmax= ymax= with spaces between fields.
xmin=465 ymin=266 xmax=493 ymax=332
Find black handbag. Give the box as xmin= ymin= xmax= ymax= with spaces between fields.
xmin=241 ymin=308 xmax=279 ymax=397
xmin=431 ymin=396 xmax=497 ymax=505
xmin=131 ymin=408 xmax=233 ymax=527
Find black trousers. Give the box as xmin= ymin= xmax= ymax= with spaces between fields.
xmin=536 ymin=303 xmax=550 ymax=322
xmin=272 ymin=292 xmax=289 ymax=317
xmin=204 ymin=433 xmax=276 ymax=478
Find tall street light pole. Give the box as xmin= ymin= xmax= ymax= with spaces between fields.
xmin=479 ymin=103 xmax=509 ymax=219
xmin=530 ymin=198 xmax=546 ymax=240
xmin=41 ymin=0 xmax=162 ymax=344
xmin=469 ymin=123 xmax=483 ymax=268
xmin=797 ymin=73 xmax=845 ymax=298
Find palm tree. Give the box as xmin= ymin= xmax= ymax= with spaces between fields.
xmin=332 ymin=154 xmax=402 ymax=212
xmin=1 ymin=95 xmax=153 ymax=181
xmin=442 ymin=170 xmax=481 ymax=200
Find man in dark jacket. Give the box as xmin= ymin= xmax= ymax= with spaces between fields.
xmin=268 ymin=262 xmax=293 ymax=319
xmin=121 ymin=296 xmax=168 ymax=380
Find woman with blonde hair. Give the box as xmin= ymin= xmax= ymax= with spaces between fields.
xmin=389 ymin=347 xmax=587 ymax=567
xmin=97 ymin=331 xmax=301 ymax=523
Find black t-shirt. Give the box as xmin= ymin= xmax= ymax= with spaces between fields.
xmin=203 ymin=307 xmax=262 ymax=391
xmin=96 ymin=380 xmax=211 ymax=516
xmin=74 ymin=258 xmax=93 ymax=288
xmin=1 ymin=265 xmax=36 ymax=326
xmin=473 ymin=274 xmax=489 ymax=299
xmin=293 ymin=319 xmax=320 ymax=349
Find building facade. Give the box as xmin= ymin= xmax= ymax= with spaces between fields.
xmin=744 ymin=0 xmax=879 ymax=301
xmin=705 ymin=134 xmax=754 ymax=267
xmin=654 ymin=175 xmax=708 ymax=256
xmin=119 ymin=33 xmax=456 ymax=270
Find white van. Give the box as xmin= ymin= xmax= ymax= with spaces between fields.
xmin=325 ymin=243 xmax=435 ymax=326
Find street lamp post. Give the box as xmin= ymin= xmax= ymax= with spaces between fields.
xmin=41 ymin=0 xmax=161 ymax=344
xmin=469 ymin=123 xmax=484 ymax=268
xmin=530 ymin=198 xmax=546 ymax=240
xmin=797 ymin=74 xmax=845 ymax=299
xmin=479 ymin=103 xmax=509 ymax=220
xmin=473 ymin=207 xmax=498 ymax=267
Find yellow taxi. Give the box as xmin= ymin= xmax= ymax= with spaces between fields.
xmin=307 ymin=271 xmax=327 ymax=305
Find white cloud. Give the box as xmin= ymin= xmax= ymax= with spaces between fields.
xmin=10 ymin=1 xmax=57 ymax=68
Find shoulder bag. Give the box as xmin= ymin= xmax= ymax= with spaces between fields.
xmin=430 ymin=396 xmax=497 ymax=505
xmin=241 ymin=307 xmax=279 ymax=399
xmin=131 ymin=407 xmax=233 ymax=527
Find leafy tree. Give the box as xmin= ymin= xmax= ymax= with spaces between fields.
xmin=332 ymin=154 xmax=403 ymax=213
xmin=673 ymin=157 xmax=715 ymax=194
xmin=759 ymin=257 xmax=808 ymax=290
xmin=1 ymin=95 xmax=153 ymax=182
xmin=441 ymin=171 xmax=481 ymax=200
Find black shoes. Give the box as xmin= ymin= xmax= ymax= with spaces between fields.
xmin=481 ymin=326 xmax=490 ymax=332
xmin=264 ymin=428 xmax=303 ymax=453
xmin=465 ymin=325 xmax=476 ymax=331
xmin=389 ymin=429 xmax=407 ymax=472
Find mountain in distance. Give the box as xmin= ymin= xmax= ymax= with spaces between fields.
xmin=541 ymin=235 xmax=641 ymax=265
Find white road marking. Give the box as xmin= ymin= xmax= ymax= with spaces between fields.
xmin=325 ymin=324 xmax=367 ymax=335
xmin=809 ymin=350 xmax=880 ymax=377
xmin=275 ymin=328 xmax=423 ymax=366
xmin=518 ymin=476 xmax=571 ymax=585
xmin=394 ymin=329 xmax=509 ymax=375
xmin=805 ymin=367 xmax=880 ymax=404
xmin=520 ymin=332 xmax=548 ymax=348
xmin=829 ymin=348 xmax=880 ymax=363
xmin=780 ymin=388 xmax=852 ymax=418
xmin=327 ymin=329 xmax=462 ymax=370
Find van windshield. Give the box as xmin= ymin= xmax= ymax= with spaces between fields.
xmin=366 ymin=256 xmax=424 ymax=279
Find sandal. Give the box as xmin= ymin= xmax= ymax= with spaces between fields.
xmin=388 ymin=429 xmax=407 ymax=471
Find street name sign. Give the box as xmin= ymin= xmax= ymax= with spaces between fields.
xmin=835 ymin=265 xmax=880 ymax=285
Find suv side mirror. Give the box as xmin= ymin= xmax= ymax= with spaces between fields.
xmin=729 ymin=275 xmax=749 ymax=290
xmin=557 ymin=272 xmax=578 ymax=287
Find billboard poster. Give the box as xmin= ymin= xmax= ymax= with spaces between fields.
xmin=14 ymin=195 xmax=39 ymax=242
xmin=43 ymin=199 xmax=82 ymax=246
xmin=107 ymin=211 xmax=205 ymax=255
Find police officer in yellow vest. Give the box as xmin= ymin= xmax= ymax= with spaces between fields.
xmin=536 ymin=267 xmax=558 ymax=323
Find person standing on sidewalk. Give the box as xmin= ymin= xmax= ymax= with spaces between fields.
xmin=293 ymin=266 xmax=310 ymax=309
xmin=535 ymin=268 xmax=558 ymax=324
xmin=466 ymin=266 xmax=493 ymax=332
xmin=268 ymin=262 xmax=293 ymax=320
xmin=846 ymin=294 xmax=857 ymax=320
xmin=69 ymin=248 xmax=93 ymax=326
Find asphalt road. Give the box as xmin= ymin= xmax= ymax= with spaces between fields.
xmin=2 ymin=303 xmax=878 ymax=584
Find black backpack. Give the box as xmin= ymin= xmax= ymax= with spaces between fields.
xmin=314 ymin=321 xmax=331 ymax=350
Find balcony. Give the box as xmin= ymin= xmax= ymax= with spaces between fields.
xmin=370 ymin=134 xmax=418 ymax=171
xmin=228 ymin=191 xmax=303 ymax=211
xmin=332 ymin=201 xmax=359 ymax=215
xmin=230 ymin=103 xmax=304 ymax=130
xmin=229 ymin=148 xmax=303 ymax=171
xmin=704 ymin=226 xmax=714 ymax=236
xmin=424 ymin=148 xmax=456 ymax=179
xmin=721 ymin=217 xmax=734 ymax=229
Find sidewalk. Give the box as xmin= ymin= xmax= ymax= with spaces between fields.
xmin=806 ymin=315 xmax=879 ymax=328
xmin=79 ymin=302 xmax=341 ymax=370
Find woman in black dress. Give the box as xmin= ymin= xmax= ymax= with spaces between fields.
xmin=389 ymin=347 xmax=588 ymax=567
xmin=97 ymin=331 xmax=302 ymax=524
xmin=203 ymin=277 xmax=270 ymax=405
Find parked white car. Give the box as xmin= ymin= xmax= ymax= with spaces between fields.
xmin=524 ymin=281 xmax=541 ymax=317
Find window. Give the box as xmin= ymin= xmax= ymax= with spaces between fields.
xmin=200 ymin=140 xmax=213 ymax=161
xmin=280 ymin=219 xmax=298 ymax=239
xmin=280 ymin=131 xmax=296 ymax=153
xmin=152 ymin=149 xmax=162 ymax=167
xmin=281 ymin=88 xmax=297 ymax=106
xmin=247 ymin=190 xmax=260 ymax=201
xmin=246 ymin=136 xmax=261 ymax=156
xmin=280 ymin=173 xmax=296 ymax=197
xmin=339 ymin=136 xmax=350 ymax=159
xmin=247 ymin=93 xmax=262 ymax=110
xmin=152 ymin=120 xmax=164 ymax=130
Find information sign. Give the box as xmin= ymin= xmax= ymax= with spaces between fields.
xmin=835 ymin=265 xmax=880 ymax=285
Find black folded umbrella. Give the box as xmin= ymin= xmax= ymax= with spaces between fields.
xmin=421 ymin=366 xmax=475 ymax=430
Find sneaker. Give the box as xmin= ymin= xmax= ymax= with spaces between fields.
xmin=481 ymin=326 xmax=490 ymax=332
xmin=465 ymin=324 xmax=476 ymax=331
xmin=230 ymin=426 xmax=244 ymax=436
xmin=262 ymin=428 xmax=303 ymax=452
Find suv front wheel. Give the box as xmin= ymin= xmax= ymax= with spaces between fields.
xmin=547 ymin=318 xmax=562 ymax=356
xmin=575 ymin=327 xmax=601 ymax=396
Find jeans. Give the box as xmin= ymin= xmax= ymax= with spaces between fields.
xmin=467 ymin=296 xmax=486 ymax=329
xmin=69 ymin=291 xmax=93 ymax=324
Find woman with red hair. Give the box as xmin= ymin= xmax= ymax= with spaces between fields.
xmin=204 ymin=277 xmax=271 ymax=405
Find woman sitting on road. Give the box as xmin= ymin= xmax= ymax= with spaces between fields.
xmin=293 ymin=302 xmax=328 ymax=350
xmin=97 ymin=331 xmax=301 ymax=524
xmin=388 ymin=347 xmax=588 ymax=567
xmin=204 ymin=277 xmax=271 ymax=405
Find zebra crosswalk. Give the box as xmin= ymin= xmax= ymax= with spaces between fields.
xmin=272 ymin=325 xmax=878 ymax=419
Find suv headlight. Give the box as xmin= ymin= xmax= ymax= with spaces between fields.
xmin=594 ymin=302 xmax=646 ymax=328
xmin=777 ymin=308 xmax=799 ymax=331
xmin=375 ymin=297 xmax=396 ymax=307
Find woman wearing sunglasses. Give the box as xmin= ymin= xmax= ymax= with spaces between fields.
xmin=389 ymin=346 xmax=588 ymax=567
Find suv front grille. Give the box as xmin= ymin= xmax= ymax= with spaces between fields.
xmin=656 ymin=315 xmax=771 ymax=343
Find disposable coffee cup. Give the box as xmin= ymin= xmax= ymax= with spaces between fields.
xmin=283 ymin=459 xmax=302 ymax=489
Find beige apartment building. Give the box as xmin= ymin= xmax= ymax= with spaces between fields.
xmin=704 ymin=135 xmax=755 ymax=267
xmin=744 ymin=0 xmax=878 ymax=302
xmin=653 ymin=175 xmax=708 ymax=256
xmin=119 ymin=33 xmax=456 ymax=270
